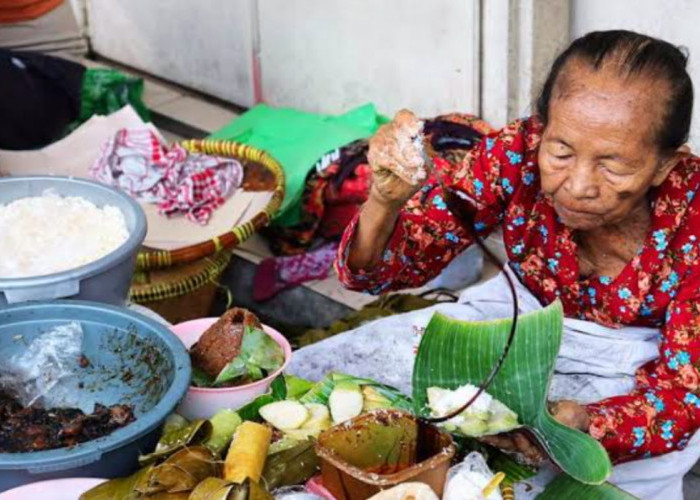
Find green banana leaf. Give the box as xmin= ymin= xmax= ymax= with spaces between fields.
xmin=412 ymin=301 xmax=612 ymax=485
xmin=188 ymin=478 xmax=273 ymax=500
xmin=79 ymin=466 xmax=152 ymax=500
xmin=203 ymin=409 xmax=242 ymax=454
xmin=237 ymin=375 xmax=288 ymax=421
xmin=488 ymin=451 xmax=537 ymax=487
xmin=538 ymin=474 xmax=639 ymax=499
xmin=262 ymin=440 xmax=320 ymax=489
xmin=300 ymin=372 xmax=412 ymax=411
xmin=299 ymin=373 xmax=355 ymax=404
xmin=136 ymin=446 xmax=220 ymax=495
xmin=138 ymin=419 xmax=212 ymax=466
xmin=286 ymin=375 xmax=315 ymax=400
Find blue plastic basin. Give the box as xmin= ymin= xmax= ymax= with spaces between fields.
xmin=0 ymin=301 xmax=191 ymax=492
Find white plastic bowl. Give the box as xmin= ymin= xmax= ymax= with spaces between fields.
xmin=172 ymin=317 xmax=292 ymax=420
xmin=0 ymin=477 xmax=106 ymax=499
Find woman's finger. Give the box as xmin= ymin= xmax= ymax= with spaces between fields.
xmin=513 ymin=432 xmax=545 ymax=464
xmin=480 ymin=434 xmax=516 ymax=451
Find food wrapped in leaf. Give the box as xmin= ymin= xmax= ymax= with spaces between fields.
xmin=204 ymin=408 xmax=242 ymax=454
xmin=413 ymin=303 xmax=613 ymax=485
xmin=80 ymin=466 xmax=152 ymax=500
xmin=136 ymin=446 xmax=220 ymax=495
xmin=262 ymin=440 xmax=320 ymax=490
xmin=189 ymin=308 xmax=284 ymax=388
xmin=81 ymin=445 xmax=219 ymax=500
xmin=224 ymin=421 xmax=271 ymax=483
xmin=426 ymin=384 xmax=519 ymax=437
xmin=189 ymin=477 xmax=274 ymax=500
xmin=139 ymin=419 xmax=212 ymax=466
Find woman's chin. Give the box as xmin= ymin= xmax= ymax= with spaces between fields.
xmin=556 ymin=211 xmax=606 ymax=231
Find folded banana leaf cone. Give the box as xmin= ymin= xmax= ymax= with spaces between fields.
xmin=412 ymin=301 xmax=613 ymax=486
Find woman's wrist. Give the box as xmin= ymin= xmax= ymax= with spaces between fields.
xmin=367 ymin=184 xmax=409 ymax=213
xmin=345 ymin=192 xmax=404 ymax=272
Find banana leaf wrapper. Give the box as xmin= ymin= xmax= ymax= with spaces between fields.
xmin=261 ymin=440 xmax=320 ymax=489
xmin=137 ymin=446 xmax=220 ymax=495
xmin=139 ymin=419 xmax=213 ymax=466
xmin=189 ymin=477 xmax=274 ymax=500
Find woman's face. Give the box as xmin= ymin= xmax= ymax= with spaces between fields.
xmin=538 ymin=61 xmax=676 ymax=231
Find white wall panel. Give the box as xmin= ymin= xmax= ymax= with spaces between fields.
xmin=573 ymin=0 xmax=700 ymax=148
xmin=87 ymin=0 xmax=256 ymax=107
xmin=257 ymin=0 xmax=481 ymax=116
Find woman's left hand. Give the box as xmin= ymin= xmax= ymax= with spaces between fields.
xmin=479 ymin=400 xmax=590 ymax=465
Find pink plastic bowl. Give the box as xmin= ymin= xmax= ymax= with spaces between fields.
xmin=306 ymin=475 xmax=338 ymax=500
xmin=171 ymin=317 xmax=292 ymax=420
xmin=0 ymin=478 xmax=106 ymax=499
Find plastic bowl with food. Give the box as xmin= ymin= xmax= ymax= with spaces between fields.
xmin=0 ymin=176 xmax=147 ymax=306
xmin=172 ymin=309 xmax=292 ymax=420
xmin=0 ymin=301 xmax=191 ymax=492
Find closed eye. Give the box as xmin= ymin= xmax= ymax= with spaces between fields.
xmin=554 ymin=154 xmax=572 ymax=160
xmin=600 ymin=165 xmax=634 ymax=177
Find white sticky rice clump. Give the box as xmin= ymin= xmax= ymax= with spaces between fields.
xmin=0 ymin=192 xmax=129 ymax=278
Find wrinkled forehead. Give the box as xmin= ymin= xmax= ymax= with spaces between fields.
xmin=549 ymin=58 xmax=669 ymax=145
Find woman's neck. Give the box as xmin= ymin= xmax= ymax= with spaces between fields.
xmin=576 ymin=202 xmax=651 ymax=278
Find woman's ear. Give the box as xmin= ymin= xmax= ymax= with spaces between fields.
xmin=652 ymin=144 xmax=691 ymax=186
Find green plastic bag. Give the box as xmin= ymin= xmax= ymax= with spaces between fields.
xmin=209 ymin=103 xmax=387 ymax=227
xmin=67 ymin=68 xmax=150 ymax=133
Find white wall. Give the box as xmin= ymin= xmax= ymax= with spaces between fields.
xmin=86 ymin=0 xmax=481 ymax=118
xmin=572 ymin=0 xmax=700 ymax=148
xmin=68 ymin=0 xmax=86 ymax=34
xmin=257 ymin=0 xmax=480 ymax=117
xmin=87 ymin=0 xmax=257 ymax=107
xmin=480 ymin=0 xmax=570 ymax=128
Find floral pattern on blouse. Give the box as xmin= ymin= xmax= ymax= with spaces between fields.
xmin=335 ymin=115 xmax=700 ymax=464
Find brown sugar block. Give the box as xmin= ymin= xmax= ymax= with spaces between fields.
xmin=190 ymin=308 xmax=262 ymax=379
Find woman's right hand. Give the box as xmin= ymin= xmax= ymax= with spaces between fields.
xmin=345 ymin=109 xmax=429 ymax=272
xmin=368 ymin=109 xmax=428 ymax=208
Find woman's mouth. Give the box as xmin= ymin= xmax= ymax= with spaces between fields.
xmin=553 ymin=201 xmax=599 ymax=218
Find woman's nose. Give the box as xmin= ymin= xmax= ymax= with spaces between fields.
xmin=564 ymin=162 xmax=599 ymax=199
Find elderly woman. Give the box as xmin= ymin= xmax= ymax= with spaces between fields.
xmin=290 ymin=30 xmax=699 ymax=498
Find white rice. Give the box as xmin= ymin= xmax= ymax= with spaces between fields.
xmin=0 ymin=192 xmax=129 ymax=278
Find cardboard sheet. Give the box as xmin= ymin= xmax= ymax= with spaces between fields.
xmin=142 ymin=190 xmax=273 ymax=250
xmin=0 ymin=106 xmax=273 ymax=251
xmin=0 ymin=106 xmax=161 ymax=176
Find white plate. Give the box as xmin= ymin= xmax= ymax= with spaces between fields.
xmin=0 ymin=477 xmax=107 ymax=500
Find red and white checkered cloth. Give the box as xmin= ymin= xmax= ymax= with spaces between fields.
xmin=90 ymin=128 xmax=243 ymax=225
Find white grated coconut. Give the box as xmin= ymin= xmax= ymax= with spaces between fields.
xmin=0 ymin=192 xmax=129 ymax=278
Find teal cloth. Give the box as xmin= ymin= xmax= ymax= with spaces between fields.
xmin=209 ymin=103 xmax=387 ymax=227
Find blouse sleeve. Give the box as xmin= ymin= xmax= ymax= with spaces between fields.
xmin=335 ymin=118 xmax=532 ymax=293
xmin=586 ymin=275 xmax=700 ymax=463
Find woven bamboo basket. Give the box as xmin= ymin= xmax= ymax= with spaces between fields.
xmin=129 ymin=140 xmax=285 ymax=323
xmin=130 ymin=251 xmax=233 ymax=324
xmin=135 ymin=139 xmax=285 ymax=271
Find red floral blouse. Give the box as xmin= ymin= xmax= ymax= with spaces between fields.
xmin=336 ymin=115 xmax=700 ymax=464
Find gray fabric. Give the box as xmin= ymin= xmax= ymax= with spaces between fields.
xmin=290 ymin=269 xmax=700 ymax=500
